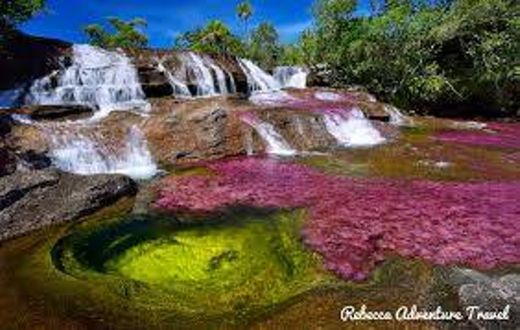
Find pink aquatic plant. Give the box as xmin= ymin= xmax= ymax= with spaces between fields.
xmin=155 ymin=157 xmax=520 ymax=281
xmin=435 ymin=122 xmax=520 ymax=149
xmin=250 ymin=89 xmax=361 ymax=116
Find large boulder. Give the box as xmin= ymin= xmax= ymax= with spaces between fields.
xmin=0 ymin=30 xmax=71 ymax=94
xmin=252 ymin=107 xmax=336 ymax=151
xmin=445 ymin=268 xmax=520 ymax=329
xmin=0 ymin=169 xmax=138 ymax=241
xmin=143 ymin=98 xmax=246 ymax=164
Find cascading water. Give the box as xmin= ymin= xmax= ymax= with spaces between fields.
xmin=26 ymin=44 xmax=150 ymax=119
xmin=384 ymin=105 xmax=408 ymax=126
xmin=156 ymin=59 xmax=192 ymax=98
xmin=240 ymin=113 xmax=296 ymax=156
xmin=207 ymin=61 xmax=230 ymax=95
xmin=273 ymin=66 xmax=308 ymax=89
xmin=323 ymin=108 xmax=386 ymax=147
xmin=175 ymin=52 xmax=236 ymax=97
xmin=181 ymin=52 xmax=217 ymax=96
xmin=50 ymin=125 xmax=158 ymax=180
xmin=238 ymin=59 xmax=280 ymax=93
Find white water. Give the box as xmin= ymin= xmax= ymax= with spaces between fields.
xmin=27 ymin=44 xmax=150 ymax=119
xmin=156 ymin=59 xmax=192 ymax=98
xmin=384 ymin=105 xmax=408 ymax=126
xmin=50 ymin=125 xmax=158 ymax=180
xmin=238 ymin=59 xmax=280 ymax=92
xmin=241 ymin=115 xmax=295 ymax=156
xmin=207 ymin=61 xmax=230 ymax=95
xmin=315 ymin=91 xmax=343 ymax=102
xmin=273 ymin=66 xmax=307 ymax=89
xmin=324 ymin=108 xmax=386 ymax=147
xmin=164 ymin=52 xmax=236 ymax=97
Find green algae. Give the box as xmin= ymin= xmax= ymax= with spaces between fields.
xmin=52 ymin=208 xmax=338 ymax=316
xmin=301 ymin=120 xmax=520 ymax=182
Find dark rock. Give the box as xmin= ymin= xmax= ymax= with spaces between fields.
xmin=138 ymin=67 xmax=174 ymax=98
xmin=142 ymin=83 xmax=174 ymax=98
xmin=0 ymin=169 xmax=59 ymax=210
xmin=28 ymin=105 xmax=92 ymax=121
xmin=0 ymin=115 xmax=13 ymax=137
xmin=0 ymin=30 xmax=71 ymax=91
xmin=0 ymin=149 xmax=17 ymax=177
xmin=1 ymin=105 xmax=93 ymax=121
xmin=16 ymin=150 xmax=52 ymax=169
xmin=307 ymin=64 xmax=332 ymax=87
xmin=0 ymin=169 xmax=138 ymax=241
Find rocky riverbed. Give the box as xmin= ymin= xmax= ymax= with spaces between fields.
xmin=0 ymin=32 xmax=518 ymax=329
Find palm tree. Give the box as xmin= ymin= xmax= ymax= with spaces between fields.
xmin=236 ymin=1 xmax=253 ymax=40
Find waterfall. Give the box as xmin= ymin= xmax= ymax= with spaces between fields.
xmin=273 ymin=66 xmax=308 ymax=89
xmin=240 ymin=114 xmax=296 ymax=156
xmin=156 ymin=59 xmax=192 ymax=98
xmin=238 ymin=59 xmax=280 ymax=92
xmin=227 ymin=70 xmax=237 ymax=94
xmin=384 ymin=105 xmax=408 ymax=126
xmin=207 ymin=61 xmax=229 ymax=95
xmin=181 ymin=52 xmax=216 ymax=96
xmin=323 ymin=108 xmax=386 ymax=147
xmin=50 ymin=125 xmax=158 ymax=180
xmin=171 ymin=52 xmax=236 ymax=97
xmin=26 ymin=44 xmax=150 ymax=119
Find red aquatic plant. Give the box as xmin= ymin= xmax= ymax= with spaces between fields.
xmin=435 ymin=123 xmax=520 ymax=149
xmin=155 ymin=157 xmax=520 ymax=281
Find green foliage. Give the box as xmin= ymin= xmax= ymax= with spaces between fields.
xmin=174 ymin=20 xmax=245 ymax=55
xmin=0 ymin=0 xmax=45 ymax=28
xmin=248 ymin=22 xmax=281 ymax=69
xmin=83 ymin=17 xmax=148 ymax=49
xmin=236 ymin=0 xmax=254 ymax=37
xmin=279 ymin=44 xmax=305 ymax=66
xmin=300 ymin=0 xmax=518 ymax=114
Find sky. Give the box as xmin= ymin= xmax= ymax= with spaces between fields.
xmin=21 ymin=0 xmax=371 ymax=48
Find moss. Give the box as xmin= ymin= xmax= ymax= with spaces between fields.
xmin=52 ymin=209 xmax=337 ymax=316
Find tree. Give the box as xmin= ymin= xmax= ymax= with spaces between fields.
xmin=83 ymin=17 xmax=148 ymax=49
xmin=236 ymin=1 xmax=253 ymax=39
xmin=279 ymin=44 xmax=304 ymax=66
xmin=174 ymin=20 xmax=245 ymax=55
xmin=298 ymin=0 xmax=518 ymax=115
xmin=248 ymin=22 xmax=281 ymax=69
xmin=0 ymin=0 xmax=45 ymax=29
